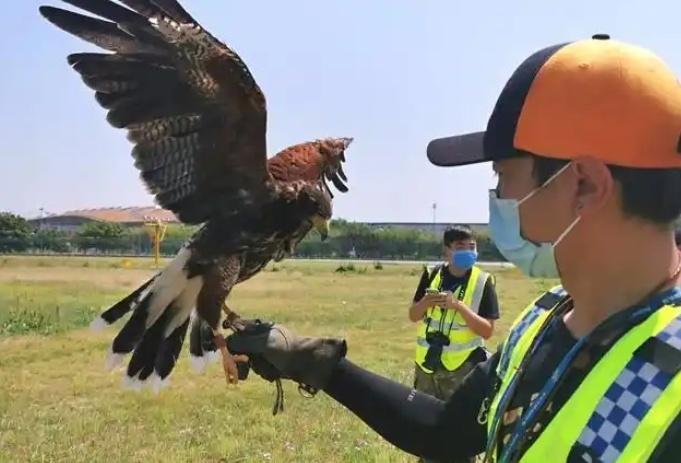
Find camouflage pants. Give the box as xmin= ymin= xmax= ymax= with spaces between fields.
xmin=413 ymin=357 xmax=482 ymax=463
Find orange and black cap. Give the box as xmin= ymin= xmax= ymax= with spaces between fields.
xmin=428 ymin=35 xmax=681 ymax=169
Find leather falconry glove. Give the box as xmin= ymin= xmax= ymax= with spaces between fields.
xmin=226 ymin=319 xmax=347 ymax=415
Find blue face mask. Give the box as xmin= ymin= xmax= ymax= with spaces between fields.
xmin=452 ymin=249 xmax=478 ymax=270
xmin=488 ymin=163 xmax=580 ymax=278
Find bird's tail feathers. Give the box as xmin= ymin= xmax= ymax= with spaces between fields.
xmin=90 ymin=276 xmax=156 ymax=331
xmin=103 ymin=252 xmax=201 ymax=391
xmin=188 ymin=311 xmax=219 ymax=374
xmin=121 ymin=304 xmax=191 ymax=393
xmin=107 ymin=292 xmax=194 ymax=393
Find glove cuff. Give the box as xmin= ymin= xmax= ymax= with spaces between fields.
xmin=298 ymin=337 xmax=347 ymax=390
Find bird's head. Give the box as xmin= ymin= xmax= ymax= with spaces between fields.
xmin=317 ymin=137 xmax=352 ymax=198
xmin=298 ymin=185 xmax=333 ymax=241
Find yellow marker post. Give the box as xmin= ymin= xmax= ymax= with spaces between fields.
xmin=144 ymin=218 xmax=168 ymax=268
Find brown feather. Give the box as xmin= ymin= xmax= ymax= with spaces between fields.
xmin=267 ymin=142 xmax=325 ymax=183
xmin=267 ymin=138 xmax=351 ymax=198
xmin=41 ymin=0 xmax=271 ymax=224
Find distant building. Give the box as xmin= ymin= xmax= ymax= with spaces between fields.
xmin=27 ymin=207 xmax=487 ymax=236
xmin=28 ymin=206 xmax=179 ymax=232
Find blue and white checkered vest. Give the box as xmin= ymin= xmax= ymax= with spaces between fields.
xmin=486 ymin=286 xmax=681 ymax=462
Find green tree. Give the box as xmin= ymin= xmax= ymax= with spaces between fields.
xmin=76 ymin=222 xmax=128 ymax=252
xmin=0 ymin=212 xmax=32 ymax=252
xmin=159 ymin=224 xmax=198 ymax=255
xmin=295 ymin=221 xmax=504 ymax=262
xmin=79 ymin=221 xmax=126 ymax=238
xmin=31 ymin=228 xmax=71 ymax=252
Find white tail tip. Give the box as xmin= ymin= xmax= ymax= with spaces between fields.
xmin=190 ymin=350 xmax=220 ymax=374
xmin=90 ymin=316 xmax=109 ymax=332
xmin=149 ymin=373 xmax=170 ymax=395
xmin=122 ymin=374 xmax=143 ymax=392
xmin=190 ymin=354 xmax=207 ymax=374
xmin=206 ymin=350 xmax=220 ymax=365
xmin=105 ymin=349 xmax=125 ymax=371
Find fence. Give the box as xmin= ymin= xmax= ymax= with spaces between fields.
xmin=0 ymin=219 xmax=506 ymax=262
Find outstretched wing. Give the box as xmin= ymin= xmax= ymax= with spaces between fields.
xmin=40 ymin=0 xmax=271 ymax=223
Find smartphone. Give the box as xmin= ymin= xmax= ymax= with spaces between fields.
xmin=425 ymin=288 xmax=439 ymax=295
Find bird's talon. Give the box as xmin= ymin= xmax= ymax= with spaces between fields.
xmin=223 ymin=354 xmax=239 ymax=385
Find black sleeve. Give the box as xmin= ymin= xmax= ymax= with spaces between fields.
xmin=323 ymin=353 xmax=500 ymax=461
xmin=650 ymin=410 xmax=681 ymax=462
xmin=412 ymin=267 xmax=431 ymax=302
xmin=477 ymin=277 xmax=500 ymax=320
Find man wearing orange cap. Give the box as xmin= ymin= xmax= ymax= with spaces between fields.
xmin=228 ymin=35 xmax=681 ymax=462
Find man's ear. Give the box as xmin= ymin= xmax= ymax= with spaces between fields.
xmin=573 ymin=158 xmax=614 ymax=216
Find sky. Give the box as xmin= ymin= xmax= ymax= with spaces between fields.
xmin=3 ymin=0 xmax=681 ymax=223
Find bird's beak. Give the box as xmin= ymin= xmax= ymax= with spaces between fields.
xmin=342 ymin=137 xmax=354 ymax=149
xmin=312 ymin=216 xmax=330 ymax=241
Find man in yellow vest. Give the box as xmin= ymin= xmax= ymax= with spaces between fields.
xmin=227 ymin=35 xmax=681 ymax=462
xmin=410 ymin=225 xmax=499 ymax=412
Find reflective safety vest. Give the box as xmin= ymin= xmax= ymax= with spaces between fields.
xmin=486 ymin=286 xmax=681 ymax=462
xmin=415 ymin=265 xmax=490 ymax=373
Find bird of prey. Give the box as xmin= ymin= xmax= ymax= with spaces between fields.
xmin=40 ymin=0 xmax=352 ymax=391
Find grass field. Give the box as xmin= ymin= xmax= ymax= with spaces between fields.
xmin=0 ymin=256 xmax=556 ymax=462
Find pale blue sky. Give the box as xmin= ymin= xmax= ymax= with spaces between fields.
xmin=3 ymin=1 xmax=681 ymax=222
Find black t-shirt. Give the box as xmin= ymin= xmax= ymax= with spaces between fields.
xmin=494 ymin=317 xmax=579 ymax=456
xmin=412 ymin=265 xmax=500 ymax=321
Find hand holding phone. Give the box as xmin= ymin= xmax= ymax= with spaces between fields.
xmin=422 ymin=288 xmax=447 ymax=307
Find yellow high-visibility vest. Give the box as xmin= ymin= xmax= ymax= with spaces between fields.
xmin=486 ymin=286 xmax=681 ymax=462
xmin=415 ymin=265 xmax=490 ymax=373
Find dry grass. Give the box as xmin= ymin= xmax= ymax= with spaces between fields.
xmin=0 ymin=256 xmax=555 ymax=462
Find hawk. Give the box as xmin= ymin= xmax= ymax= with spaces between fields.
xmin=40 ymin=0 xmax=352 ymax=390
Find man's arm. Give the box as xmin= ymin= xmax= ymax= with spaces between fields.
xmin=409 ymin=299 xmax=428 ymax=322
xmin=323 ymin=354 xmax=498 ymax=460
xmin=409 ymin=267 xmax=430 ymax=322
xmin=445 ymin=277 xmax=500 ymax=339
xmin=227 ymin=321 xmax=498 ymax=460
